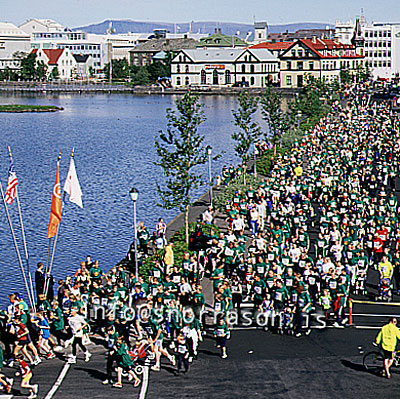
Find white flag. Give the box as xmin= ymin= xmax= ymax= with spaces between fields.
xmin=63 ymin=157 xmax=83 ymax=208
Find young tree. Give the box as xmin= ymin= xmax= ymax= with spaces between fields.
xmin=134 ymin=66 xmax=152 ymax=86
xmin=51 ymin=67 xmax=59 ymax=80
xmin=260 ymin=86 xmax=286 ymax=145
xmin=20 ymin=53 xmax=36 ymax=81
xmin=231 ymin=91 xmax=261 ymax=183
xmin=154 ymin=92 xmax=212 ymax=243
xmin=35 ymin=61 xmax=48 ymax=81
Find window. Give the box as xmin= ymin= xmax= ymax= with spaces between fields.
xmin=298 ymin=50 xmax=303 ymax=57
xmin=286 ymin=75 xmax=292 ymax=86
xmin=291 ymin=50 xmax=296 ymax=57
xmin=176 ymin=77 xmax=181 ymax=86
xmin=176 ymin=64 xmax=180 ymax=73
xmin=241 ymin=64 xmax=246 ymax=73
xmin=201 ymin=70 xmax=206 ymax=84
xmin=185 ymin=65 xmax=189 ymax=73
xmin=309 ymin=61 xmax=314 ymax=70
xmin=250 ymin=64 xmax=255 ymax=73
xmin=287 ymin=61 xmax=291 ymax=70
xmin=297 ymin=61 xmax=303 ymax=70
xmin=185 ymin=77 xmax=189 ymax=86
xmin=225 ymin=70 xmax=231 ymax=84
xmin=250 ymin=76 xmax=255 ymax=86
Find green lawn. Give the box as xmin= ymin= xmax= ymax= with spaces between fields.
xmin=0 ymin=104 xmax=63 ymax=112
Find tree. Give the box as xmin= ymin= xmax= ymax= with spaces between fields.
xmin=104 ymin=58 xmax=130 ymax=81
xmin=20 ymin=53 xmax=36 ymax=81
xmin=51 ymin=67 xmax=59 ymax=80
xmin=231 ymin=91 xmax=261 ymax=183
xmin=35 ymin=61 xmax=48 ymax=81
xmin=260 ymin=87 xmax=287 ymax=144
xmin=134 ymin=66 xmax=152 ymax=86
xmin=154 ymin=92 xmax=211 ymax=244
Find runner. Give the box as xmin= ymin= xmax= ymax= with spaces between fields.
xmin=375 ymin=317 xmax=400 ymax=379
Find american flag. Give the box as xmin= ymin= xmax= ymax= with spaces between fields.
xmin=5 ymin=160 xmax=18 ymax=205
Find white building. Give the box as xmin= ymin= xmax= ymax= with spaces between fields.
xmin=33 ymin=48 xmax=93 ymax=80
xmin=335 ymin=16 xmax=400 ymax=80
xmin=30 ymin=31 xmax=105 ymax=72
xmin=0 ymin=22 xmax=30 ymax=70
xmin=19 ymin=19 xmax=64 ymax=35
xmin=171 ymin=47 xmax=279 ymax=87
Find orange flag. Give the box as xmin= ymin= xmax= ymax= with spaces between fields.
xmin=47 ymin=161 xmax=62 ymax=239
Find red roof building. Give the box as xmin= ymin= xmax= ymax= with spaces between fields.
xmin=279 ymin=38 xmax=365 ymax=88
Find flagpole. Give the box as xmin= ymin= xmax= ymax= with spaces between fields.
xmin=44 ymin=151 xmax=61 ymax=297
xmin=44 ymin=149 xmax=70 ymax=297
xmin=0 ymin=181 xmax=34 ymax=311
xmin=8 ymin=147 xmax=37 ymax=313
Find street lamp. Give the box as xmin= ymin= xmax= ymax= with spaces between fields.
xmin=129 ymin=187 xmax=139 ymax=281
xmin=208 ymin=148 xmax=213 ymax=207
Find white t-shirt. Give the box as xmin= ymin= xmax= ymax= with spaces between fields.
xmin=68 ymin=314 xmax=86 ymax=338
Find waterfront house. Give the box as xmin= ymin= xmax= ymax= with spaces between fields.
xmin=32 ymin=48 xmax=93 ymax=80
xmin=171 ymin=47 xmax=279 ymax=87
xmin=279 ymin=37 xmax=365 ymax=88
xmin=129 ymin=37 xmax=197 ymax=67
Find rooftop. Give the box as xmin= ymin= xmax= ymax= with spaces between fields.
xmin=198 ymin=33 xmax=247 ymax=48
xmin=130 ymin=37 xmax=197 ymax=53
xmin=0 ymin=22 xmax=29 ymax=37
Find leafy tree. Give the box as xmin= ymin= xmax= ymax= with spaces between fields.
xmin=0 ymin=67 xmax=18 ymax=81
xmin=154 ymin=92 xmax=213 ymax=243
xmin=88 ymin=66 xmax=95 ymax=78
xmin=35 ymin=61 xmax=48 ymax=81
xmin=51 ymin=67 xmax=59 ymax=80
xmin=231 ymin=91 xmax=261 ymax=183
xmin=260 ymin=87 xmax=289 ymax=145
xmin=104 ymin=58 xmax=130 ymax=81
xmin=134 ymin=66 xmax=152 ymax=86
xmin=20 ymin=53 xmax=36 ymax=81
xmin=147 ymin=61 xmax=169 ymax=82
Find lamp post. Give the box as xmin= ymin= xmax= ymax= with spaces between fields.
xmin=208 ymin=148 xmax=213 ymax=207
xmin=129 ymin=187 xmax=139 ymax=281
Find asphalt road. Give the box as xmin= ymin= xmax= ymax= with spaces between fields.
xmin=1 ymin=321 xmax=400 ymax=399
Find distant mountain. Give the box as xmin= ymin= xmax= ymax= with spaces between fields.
xmin=75 ymin=19 xmax=332 ymax=37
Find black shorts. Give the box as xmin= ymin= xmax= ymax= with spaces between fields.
xmin=382 ymin=349 xmax=394 ymax=360
xmin=216 ymin=336 xmax=227 ymax=348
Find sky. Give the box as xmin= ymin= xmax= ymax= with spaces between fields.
xmin=4 ymin=0 xmax=400 ymax=28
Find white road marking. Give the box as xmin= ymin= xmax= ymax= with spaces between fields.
xmin=0 ymin=395 xmax=13 ymax=399
xmin=44 ymin=363 xmax=71 ymax=399
xmin=139 ymin=362 xmax=150 ymax=399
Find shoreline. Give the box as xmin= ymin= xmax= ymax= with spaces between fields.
xmin=0 ymin=83 xmax=300 ymax=96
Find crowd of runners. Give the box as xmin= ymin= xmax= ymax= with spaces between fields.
xmin=1 ymin=87 xmax=400 ymax=395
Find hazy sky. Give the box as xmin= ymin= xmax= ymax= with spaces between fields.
xmin=5 ymin=0 xmax=400 ymax=28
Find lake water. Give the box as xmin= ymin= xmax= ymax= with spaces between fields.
xmin=0 ymin=93 xmax=266 ymax=306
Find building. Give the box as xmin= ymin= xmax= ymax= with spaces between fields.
xmin=267 ymin=28 xmax=334 ymax=43
xmin=171 ymin=47 xmax=279 ymax=87
xmin=279 ymin=38 xmax=364 ymax=88
xmin=30 ymin=30 xmax=106 ymax=72
xmin=335 ymin=14 xmax=400 ymax=80
xmin=32 ymin=48 xmax=93 ymax=80
xmin=19 ymin=19 xmax=64 ymax=35
xmin=198 ymin=31 xmax=248 ymax=48
xmin=129 ymin=37 xmax=197 ymax=67
xmin=249 ymin=41 xmax=294 ymax=58
xmin=254 ymin=22 xmax=268 ymax=43
xmin=0 ymin=22 xmax=30 ymax=71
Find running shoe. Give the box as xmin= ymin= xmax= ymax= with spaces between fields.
xmin=84 ymin=352 xmax=92 ymax=362
xmin=112 ymin=383 xmax=122 ymax=388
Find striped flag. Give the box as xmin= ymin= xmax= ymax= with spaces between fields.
xmin=5 ymin=160 xmax=18 ymax=205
